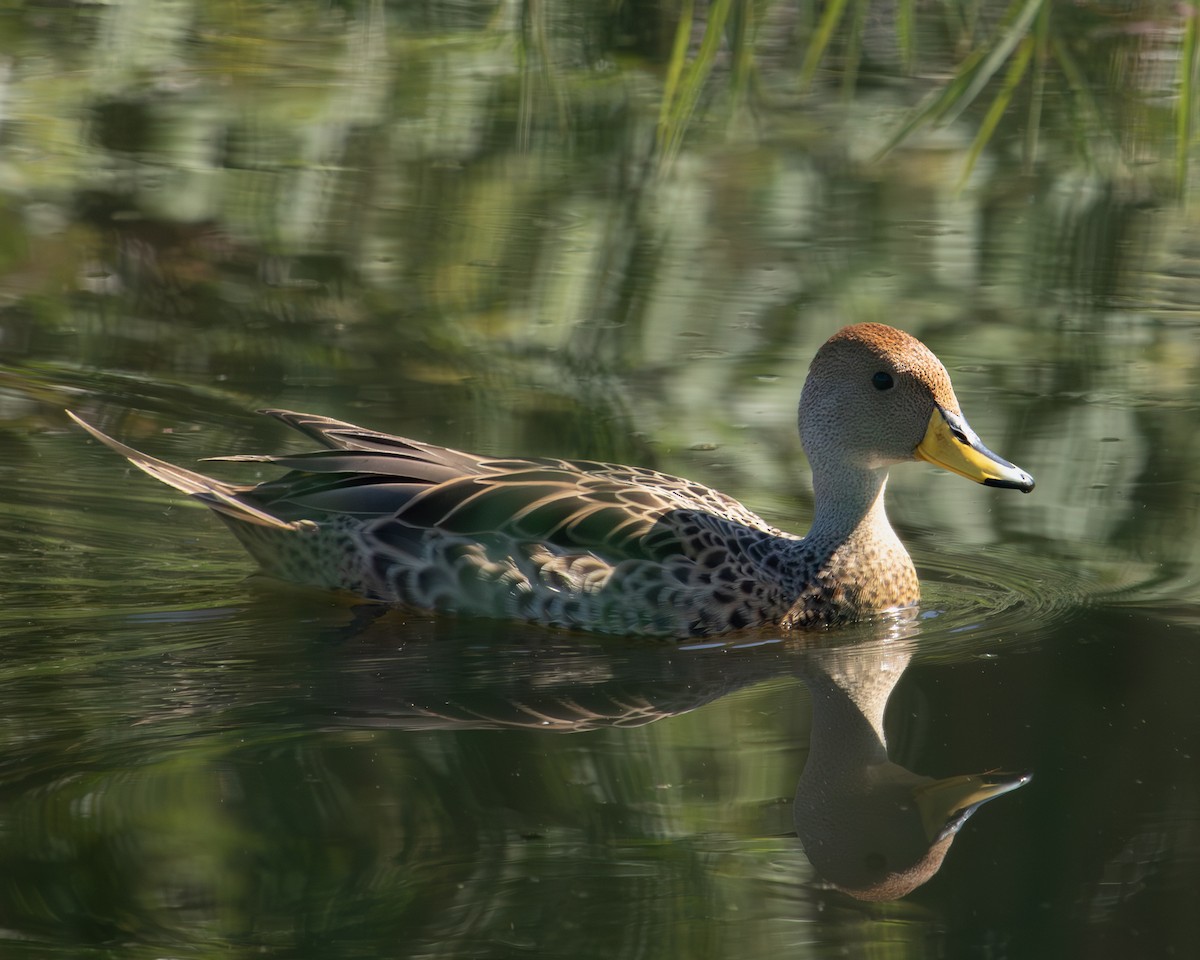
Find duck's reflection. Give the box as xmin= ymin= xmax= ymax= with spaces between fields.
xmin=793 ymin=637 xmax=1029 ymax=899
xmin=321 ymin=612 xmax=1030 ymax=900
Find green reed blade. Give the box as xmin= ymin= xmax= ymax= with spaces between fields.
xmin=1050 ymin=33 xmax=1109 ymax=172
xmin=658 ymin=0 xmax=734 ymax=166
xmin=958 ymin=34 xmax=1035 ymax=189
xmin=1178 ymin=6 xmax=1198 ymax=190
xmin=799 ymin=0 xmax=851 ymax=92
xmin=842 ymin=0 xmax=867 ymax=99
xmin=873 ymin=0 xmax=1046 ymax=162
xmin=658 ymin=0 xmax=694 ymax=143
xmin=897 ymin=0 xmax=916 ymax=75
xmin=939 ymin=0 xmax=1045 ymax=127
xmin=1024 ymin=0 xmax=1050 ymax=173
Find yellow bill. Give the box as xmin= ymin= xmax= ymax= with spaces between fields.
xmin=916 ymin=407 xmax=1034 ymax=492
xmin=914 ymin=772 xmax=1032 ymax=842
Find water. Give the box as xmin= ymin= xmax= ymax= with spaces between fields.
xmin=2 ymin=2 xmax=1199 ymax=957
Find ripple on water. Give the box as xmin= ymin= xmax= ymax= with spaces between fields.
xmin=909 ymin=545 xmax=1087 ymax=661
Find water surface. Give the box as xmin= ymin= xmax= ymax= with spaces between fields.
xmin=2 ymin=2 xmax=1199 ymax=957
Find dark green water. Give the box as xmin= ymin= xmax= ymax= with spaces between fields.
xmin=1 ymin=2 xmax=1199 ymax=957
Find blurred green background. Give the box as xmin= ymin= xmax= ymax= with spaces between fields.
xmin=1 ymin=1 xmax=1198 ymax=957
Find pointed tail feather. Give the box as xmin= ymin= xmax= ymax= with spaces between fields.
xmin=257 ymin=409 xmax=367 ymax=447
xmin=67 ymin=411 xmax=300 ymax=531
xmin=254 ymin=409 xmax=483 ymax=472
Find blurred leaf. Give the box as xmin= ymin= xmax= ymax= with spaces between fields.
xmin=798 ymin=0 xmax=853 ymax=92
xmin=841 ymin=0 xmax=867 ymax=99
xmin=1050 ymin=32 xmax=1111 ymax=172
xmin=874 ymin=0 xmax=1047 ymax=162
xmin=1178 ymin=5 xmax=1198 ymax=191
xmin=897 ymin=0 xmax=917 ymax=74
xmin=958 ymin=33 xmax=1034 ymax=188
xmin=1024 ymin=0 xmax=1050 ymax=173
xmin=657 ymin=0 xmax=734 ymax=167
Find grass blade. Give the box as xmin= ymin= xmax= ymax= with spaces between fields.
xmin=874 ymin=0 xmax=1046 ymax=161
xmin=939 ymin=0 xmax=1045 ymax=127
xmin=1023 ymin=0 xmax=1050 ymax=173
xmin=799 ymin=0 xmax=852 ymax=91
xmin=897 ymin=0 xmax=916 ymax=74
xmin=958 ymin=33 xmax=1035 ymax=188
xmin=657 ymin=0 xmax=695 ymax=144
xmin=1178 ymin=5 xmax=1198 ymax=191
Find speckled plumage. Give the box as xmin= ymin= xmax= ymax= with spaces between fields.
xmin=69 ymin=323 xmax=1033 ymax=639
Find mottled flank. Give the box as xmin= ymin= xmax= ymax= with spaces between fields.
xmin=68 ymin=323 xmax=1033 ymax=639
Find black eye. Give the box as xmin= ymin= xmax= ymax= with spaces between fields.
xmin=872 ymin=371 xmax=894 ymax=391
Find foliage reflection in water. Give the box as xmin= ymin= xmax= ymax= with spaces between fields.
xmin=0 ymin=603 xmax=1036 ymax=956
xmin=1 ymin=0 xmax=1200 ymax=957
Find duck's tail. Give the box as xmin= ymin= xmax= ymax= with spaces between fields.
xmin=67 ymin=411 xmax=301 ymax=532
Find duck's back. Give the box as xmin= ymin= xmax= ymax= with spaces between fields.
xmin=221 ymin=412 xmax=806 ymax=637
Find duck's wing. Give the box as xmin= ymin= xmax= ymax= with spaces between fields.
xmin=242 ymin=453 xmax=782 ymax=562
xmin=250 ymin=412 xmax=783 ymax=554
xmin=254 ymin=411 xmax=773 ymax=528
xmin=71 ymin=408 xmax=784 ymax=564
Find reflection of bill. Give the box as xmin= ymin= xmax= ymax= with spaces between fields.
xmin=793 ymin=635 xmax=1030 ymax=900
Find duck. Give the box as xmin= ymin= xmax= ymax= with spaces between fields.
xmin=68 ymin=322 xmax=1033 ymax=638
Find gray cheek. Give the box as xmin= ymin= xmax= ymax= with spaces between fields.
xmin=891 ymin=389 xmax=933 ymax=454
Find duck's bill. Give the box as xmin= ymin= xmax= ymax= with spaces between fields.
xmin=915 ymin=771 xmax=1033 ymax=843
xmin=915 ymin=407 xmax=1035 ymax=492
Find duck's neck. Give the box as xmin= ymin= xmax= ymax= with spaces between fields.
xmin=796 ymin=646 xmax=913 ymax=800
xmin=808 ymin=464 xmax=893 ymax=545
xmin=791 ymin=464 xmax=920 ymax=619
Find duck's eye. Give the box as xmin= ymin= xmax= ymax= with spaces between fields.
xmin=872 ymin=371 xmax=894 ymax=391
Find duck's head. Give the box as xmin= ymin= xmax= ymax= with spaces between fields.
xmin=799 ymin=323 xmax=1034 ymax=491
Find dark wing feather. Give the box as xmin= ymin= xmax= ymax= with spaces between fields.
xmin=233 ymin=418 xmax=782 ymax=561
xmin=73 ymin=408 xmax=780 ymax=565
xmin=253 ymin=479 xmax=432 ymax=519
xmin=254 ymin=412 xmax=778 ymax=537
xmin=259 ymin=408 xmax=483 ymax=472
xmin=215 ymin=450 xmax=474 ymax=486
